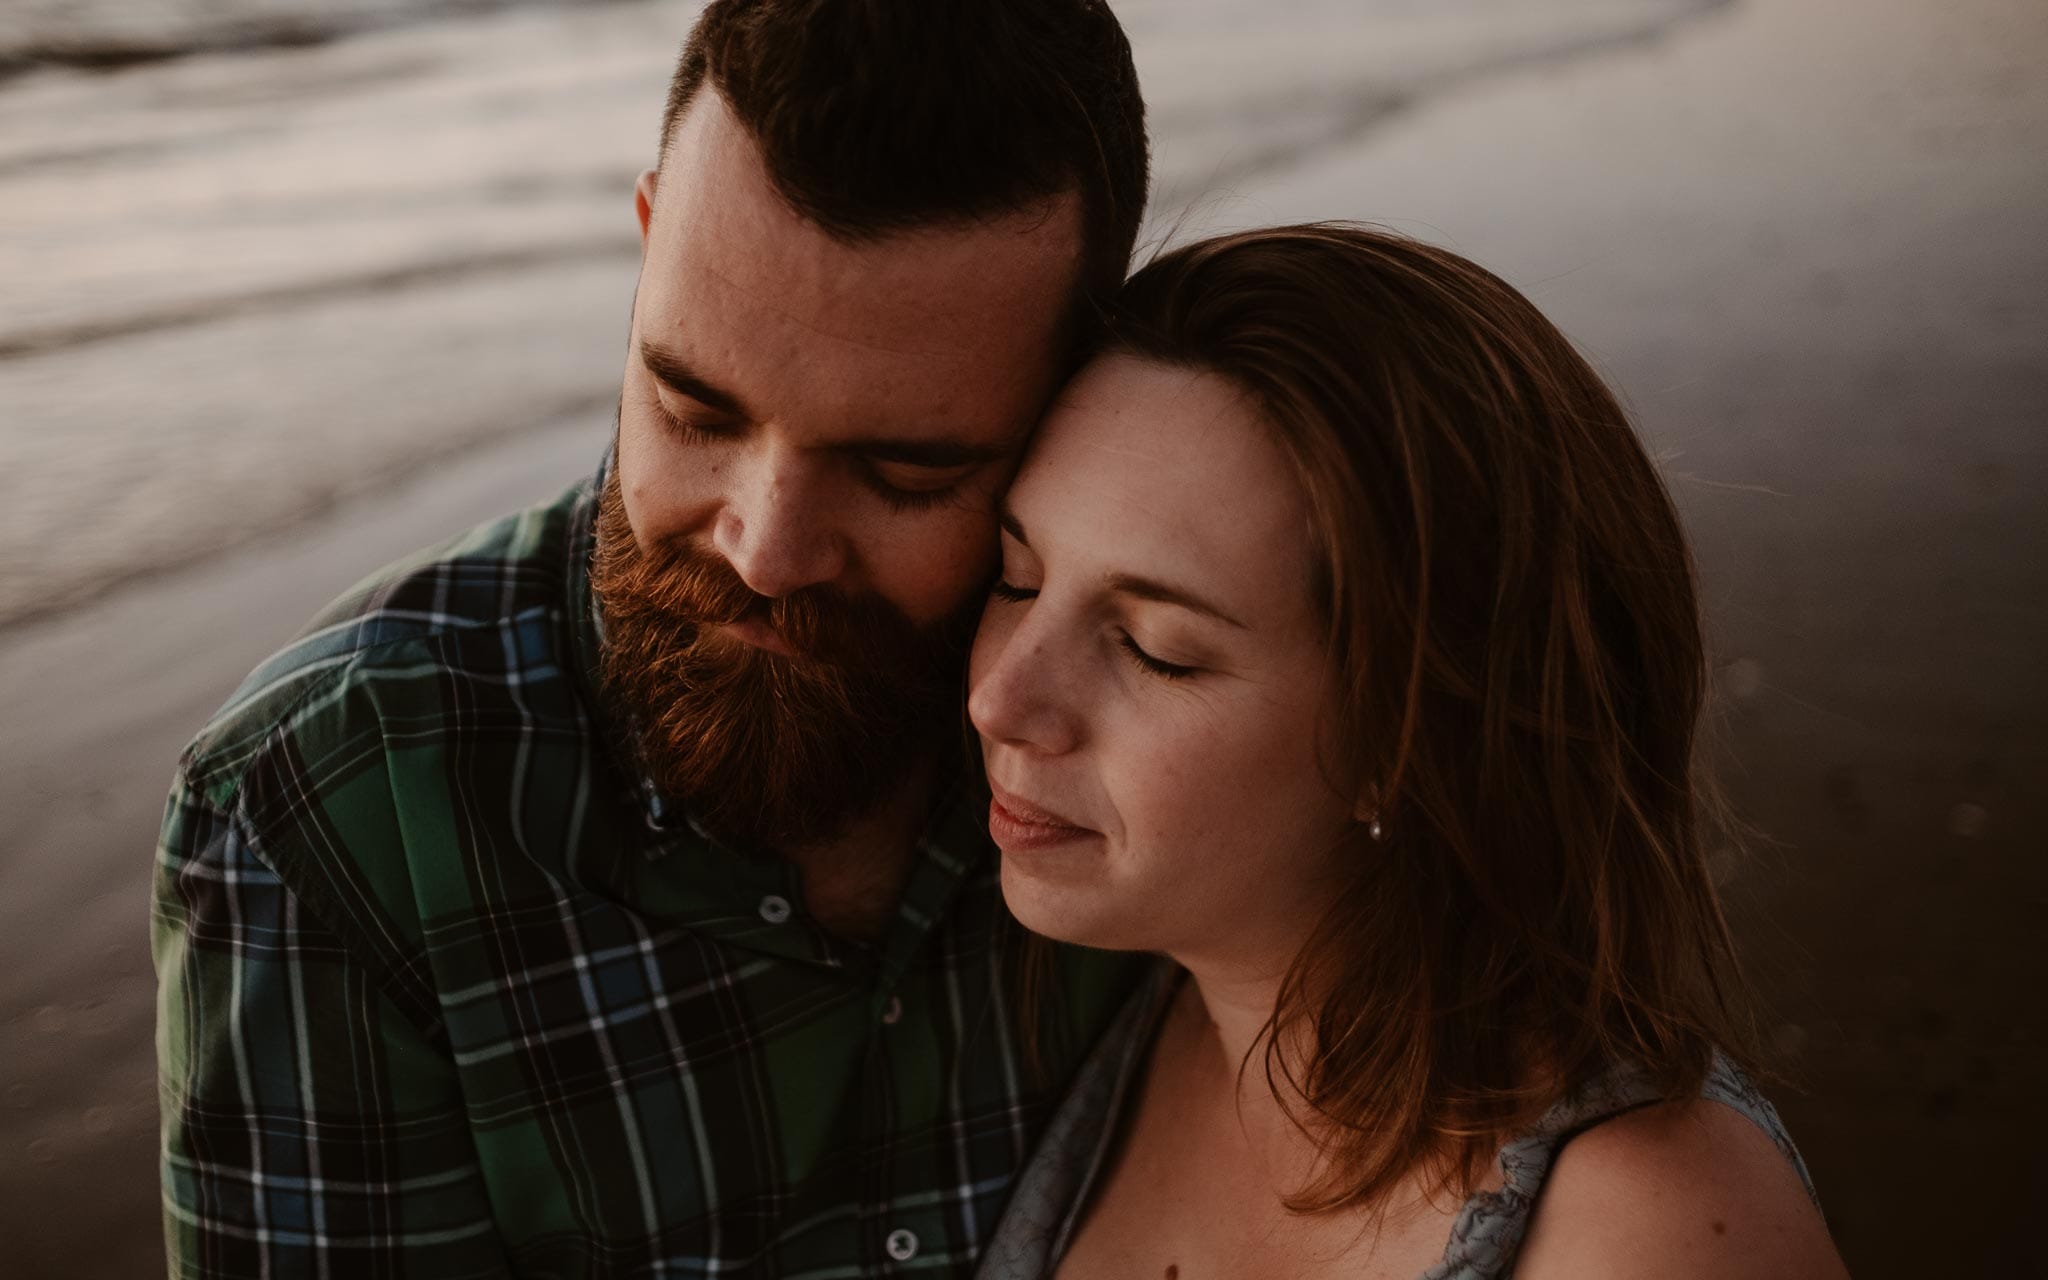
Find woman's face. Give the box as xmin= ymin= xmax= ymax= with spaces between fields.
xmin=969 ymin=354 xmax=1363 ymax=973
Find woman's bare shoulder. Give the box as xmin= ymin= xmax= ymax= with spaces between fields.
xmin=1513 ymin=1097 xmax=1850 ymax=1280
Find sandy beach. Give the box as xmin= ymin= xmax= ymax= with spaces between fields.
xmin=1 ymin=0 xmax=2042 ymax=1274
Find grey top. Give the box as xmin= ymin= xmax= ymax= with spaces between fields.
xmin=979 ymin=964 xmax=1818 ymax=1279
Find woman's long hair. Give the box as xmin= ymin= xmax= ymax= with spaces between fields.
xmin=1106 ymin=223 xmax=1755 ymax=1212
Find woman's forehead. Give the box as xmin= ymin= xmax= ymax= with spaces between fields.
xmin=1030 ymin=356 xmax=1254 ymax=478
xmin=1014 ymin=355 xmax=1317 ymax=613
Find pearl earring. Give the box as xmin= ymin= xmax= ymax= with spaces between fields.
xmin=1368 ymin=815 xmax=1384 ymax=841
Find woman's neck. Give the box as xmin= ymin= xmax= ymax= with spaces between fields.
xmin=1169 ymin=950 xmax=1516 ymax=1219
xmin=1168 ymin=953 xmax=1332 ymax=1190
xmin=1179 ymin=960 xmax=1286 ymax=1079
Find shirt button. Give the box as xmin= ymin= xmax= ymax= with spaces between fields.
xmin=758 ymin=895 xmax=792 ymax=924
xmin=884 ymin=1228 xmax=919 ymax=1262
xmin=881 ymin=996 xmax=904 ymax=1025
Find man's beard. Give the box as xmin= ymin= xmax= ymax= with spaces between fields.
xmin=589 ymin=467 xmax=974 ymax=851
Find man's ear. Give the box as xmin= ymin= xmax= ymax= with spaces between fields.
xmin=634 ymin=168 xmax=659 ymax=248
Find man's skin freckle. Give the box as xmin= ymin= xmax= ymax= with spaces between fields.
xmin=1711 ymin=1220 xmax=1728 ymax=1235
xmin=1165 ymin=1266 xmax=1179 ymax=1279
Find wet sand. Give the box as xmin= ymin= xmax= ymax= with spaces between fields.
xmin=2 ymin=0 xmax=2044 ymax=1274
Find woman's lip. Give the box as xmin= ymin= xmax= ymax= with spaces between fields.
xmin=986 ymin=781 xmax=1096 ymax=838
xmin=987 ymin=780 xmax=1090 ymax=829
xmin=988 ymin=794 xmax=1100 ymax=853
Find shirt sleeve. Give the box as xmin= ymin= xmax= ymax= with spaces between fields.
xmin=153 ymin=774 xmax=512 ymax=1279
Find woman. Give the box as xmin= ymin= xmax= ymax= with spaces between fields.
xmin=968 ymin=225 xmax=1848 ymax=1278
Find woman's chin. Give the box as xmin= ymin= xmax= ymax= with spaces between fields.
xmin=998 ymin=857 xmax=1140 ymax=952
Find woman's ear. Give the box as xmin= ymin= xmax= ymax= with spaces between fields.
xmin=1355 ymin=784 xmax=1385 ymax=841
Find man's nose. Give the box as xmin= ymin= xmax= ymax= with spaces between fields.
xmin=712 ymin=445 xmax=848 ymax=600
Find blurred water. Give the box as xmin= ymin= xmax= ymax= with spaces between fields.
xmin=0 ymin=0 xmax=1715 ymax=631
xmin=0 ymin=0 xmax=619 ymax=69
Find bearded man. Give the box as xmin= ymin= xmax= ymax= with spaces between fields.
xmin=152 ymin=2 xmax=1149 ymax=1274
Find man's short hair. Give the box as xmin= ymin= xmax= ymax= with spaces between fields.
xmin=660 ymin=0 xmax=1149 ymax=308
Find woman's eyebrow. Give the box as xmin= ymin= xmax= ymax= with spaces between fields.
xmin=1002 ymin=507 xmax=1246 ymax=628
xmin=1104 ymin=572 xmax=1249 ymax=630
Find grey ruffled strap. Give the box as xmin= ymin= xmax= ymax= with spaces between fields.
xmin=1426 ymin=1054 xmax=1817 ymax=1279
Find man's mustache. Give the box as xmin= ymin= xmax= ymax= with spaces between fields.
xmin=597 ymin=530 xmax=906 ymax=670
xmin=589 ymin=463 xmax=973 ymax=848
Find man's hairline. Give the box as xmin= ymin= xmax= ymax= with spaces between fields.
xmin=650 ymin=80 xmax=1094 ymax=255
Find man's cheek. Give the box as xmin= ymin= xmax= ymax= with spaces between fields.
xmin=886 ymin=521 xmax=1000 ymax=625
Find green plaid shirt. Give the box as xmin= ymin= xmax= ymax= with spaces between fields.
xmin=152 ymin=457 xmax=1139 ymax=1279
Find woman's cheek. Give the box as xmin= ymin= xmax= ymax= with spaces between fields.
xmin=1183 ymin=697 xmax=1313 ymax=846
xmin=1115 ymin=710 xmax=1233 ymax=865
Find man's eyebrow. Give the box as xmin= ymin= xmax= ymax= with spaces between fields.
xmin=848 ymin=437 xmax=1016 ymax=469
xmin=643 ymin=339 xmax=1009 ymax=469
xmin=640 ymin=342 xmax=750 ymax=418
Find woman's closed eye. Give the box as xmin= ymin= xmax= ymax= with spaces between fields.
xmin=1117 ymin=632 xmax=1200 ymax=681
xmin=987 ymin=578 xmax=1203 ymax=680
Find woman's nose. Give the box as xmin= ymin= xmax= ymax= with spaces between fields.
xmin=968 ymin=606 xmax=1082 ymax=757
